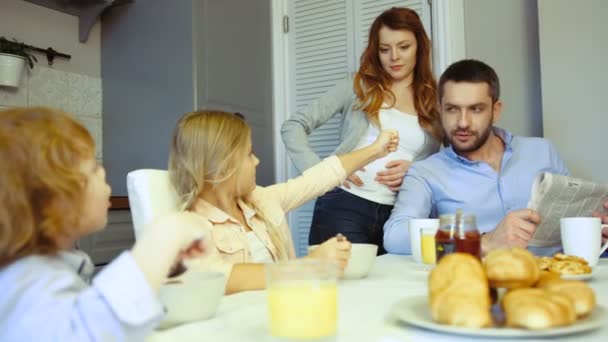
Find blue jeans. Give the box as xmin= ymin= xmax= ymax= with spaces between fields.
xmin=309 ymin=187 xmax=392 ymax=255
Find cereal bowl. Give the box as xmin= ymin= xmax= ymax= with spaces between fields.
xmin=308 ymin=243 xmax=378 ymax=279
xmin=158 ymin=271 xmax=225 ymax=329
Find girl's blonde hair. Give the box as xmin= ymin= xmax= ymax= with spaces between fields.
xmin=0 ymin=107 xmax=95 ymax=267
xmin=168 ymin=110 xmax=289 ymax=260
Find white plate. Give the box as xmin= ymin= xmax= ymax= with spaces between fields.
xmin=561 ymin=271 xmax=593 ymax=281
xmin=391 ymin=296 xmax=606 ymax=338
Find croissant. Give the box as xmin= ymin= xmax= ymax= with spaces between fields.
xmin=503 ymin=288 xmax=576 ymax=329
xmin=428 ymin=253 xmax=492 ymax=328
xmin=534 ymin=270 xmax=561 ymax=287
xmin=536 ymin=279 xmax=596 ymax=317
xmin=483 ymin=248 xmax=539 ymax=288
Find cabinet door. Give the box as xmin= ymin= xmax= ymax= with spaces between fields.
xmin=286 ymin=0 xmax=430 ymax=256
xmin=286 ymin=0 xmax=355 ymax=256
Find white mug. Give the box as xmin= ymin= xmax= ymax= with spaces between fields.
xmin=560 ymin=217 xmax=608 ymax=267
xmin=409 ymin=218 xmax=439 ymax=263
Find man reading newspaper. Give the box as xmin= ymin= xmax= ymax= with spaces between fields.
xmin=383 ymin=60 xmax=569 ymax=256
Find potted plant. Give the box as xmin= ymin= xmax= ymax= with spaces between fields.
xmin=0 ymin=37 xmax=38 ymax=87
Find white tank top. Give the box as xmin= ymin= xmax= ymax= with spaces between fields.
xmin=340 ymin=106 xmax=426 ymax=205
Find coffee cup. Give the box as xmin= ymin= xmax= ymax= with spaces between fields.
xmin=560 ymin=217 xmax=608 ymax=267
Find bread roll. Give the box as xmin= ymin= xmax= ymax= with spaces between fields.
xmin=428 ymin=253 xmax=492 ymax=328
xmin=484 ymin=248 xmax=540 ymax=288
xmin=537 ymin=279 xmax=596 ymax=317
xmin=503 ymin=288 xmax=576 ymax=329
xmin=533 ymin=270 xmax=561 ymax=288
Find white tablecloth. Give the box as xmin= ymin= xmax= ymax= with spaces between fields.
xmin=148 ymin=255 xmax=608 ymax=342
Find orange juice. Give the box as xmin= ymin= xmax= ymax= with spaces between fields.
xmin=267 ymin=282 xmax=337 ymax=339
xmin=421 ymin=229 xmax=436 ymax=264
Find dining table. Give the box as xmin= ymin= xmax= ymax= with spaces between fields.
xmin=147 ymin=255 xmax=608 ymax=342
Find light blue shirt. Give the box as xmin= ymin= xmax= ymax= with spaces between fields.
xmin=0 ymin=250 xmax=164 ymax=341
xmin=383 ymin=127 xmax=569 ymax=256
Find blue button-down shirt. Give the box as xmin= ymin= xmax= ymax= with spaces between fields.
xmin=383 ymin=127 xmax=569 ymax=255
xmin=0 ymin=250 xmax=164 ymax=341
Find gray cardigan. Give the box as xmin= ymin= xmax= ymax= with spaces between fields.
xmin=281 ymin=77 xmax=440 ymax=173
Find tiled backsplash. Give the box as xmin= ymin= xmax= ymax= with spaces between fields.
xmin=0 ymin=67 xmax=103 ymax=159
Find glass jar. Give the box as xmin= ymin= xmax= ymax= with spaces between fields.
xmin=434 ymin=211 xmax=481 ymax=262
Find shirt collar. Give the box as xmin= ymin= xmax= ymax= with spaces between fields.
xmin=445 ymin=126 xmax=513 ymax=164
xmin=237 ymin=199 xmax=257 ymax=221
xmin=193 ymin=198 xmax=256 ymax=224
xmin=58 ymin=249 xmax=95 ymax=282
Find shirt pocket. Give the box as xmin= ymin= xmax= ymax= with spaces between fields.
xmin=212 ymin=228 xmax=247 ymax=263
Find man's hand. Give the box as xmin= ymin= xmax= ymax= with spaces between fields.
xmin=592 ymin=200 xmax=608 ymax=244
xmin=481 ymin=209 xmax=541 ymax=255
xmin=375 ymin=160 xmax=411 ymax=191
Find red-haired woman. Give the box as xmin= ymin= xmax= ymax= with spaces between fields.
xmin=281 ymin=7 xmax=442 ymax=254
xmin=0 ymin=107 xmax=207 ymax=340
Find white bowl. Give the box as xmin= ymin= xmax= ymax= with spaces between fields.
xmin=343 ymin=243 xmax=378 ymax=279
xmin=158 ymin=271 xmax=225 ymax=329
xmin=308 ymin=243 xmax=378 ymax=279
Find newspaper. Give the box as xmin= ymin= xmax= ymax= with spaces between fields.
xmin=527 ymin=173 xmax=608 ymax=247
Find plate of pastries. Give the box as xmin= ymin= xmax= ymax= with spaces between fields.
xmin=391 ymin=249 xmax=605 ymax=337
xmin=537 ymin=253 xmax=594 ymax=280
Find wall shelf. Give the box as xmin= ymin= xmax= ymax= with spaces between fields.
xmin=23 ymin=0 xmax=133 ymax=43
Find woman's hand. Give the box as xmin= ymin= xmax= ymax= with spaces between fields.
xmin=342 ymin=168 xmax=365 ymax=189
xmin=308 ymin=235 xmax=352 ymax=273
xmin=375 ymin=159 xmax=411 ymax=191
xmin=372 ymin=130 xmax=399 ymax=159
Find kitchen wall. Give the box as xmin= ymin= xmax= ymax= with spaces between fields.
xmin=538 ymin=0 xmax=607 ymax=183
xmin=102 ymin=0 xmax=275 ymax=195
xmin=463 ymin=0 xmax=543 ymax=137
xmin=0 ymin=0 xmax=103 ymax=160
xmin=196 ymin=0 xmax=275 ymax=186
xmin=102 ymin=0 xmax=196 ymax=196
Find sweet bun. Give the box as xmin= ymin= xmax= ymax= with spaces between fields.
xmin=536 ymin=279 xmax=596 ymax=317
xmin=428 ymin=253 xmax=492 ymax=328
xmin=429 ymin=253 xmax=487 ymax=297
xmin=534 ymin=270 xmax=561 ymax=287
xmin=503 ymin=288 xmax=576 ymax=329
xmin=483 ymin=248 xmax=540 ymax=288
xmin=431 ymin=294 xmax=493 ymax=328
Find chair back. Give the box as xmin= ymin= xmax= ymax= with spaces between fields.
xmin=126 ymin=169 xmax=180 ymax=239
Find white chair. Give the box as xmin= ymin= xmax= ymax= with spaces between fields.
xmin=126 ymin=169 xmax=180 ymax=240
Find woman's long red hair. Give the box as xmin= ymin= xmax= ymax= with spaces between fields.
xmin=354 ymin=7 xmax=442 ymax=141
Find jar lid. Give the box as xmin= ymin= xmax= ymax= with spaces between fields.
xmin=439 ymin=213 xmax=476 ymax=225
